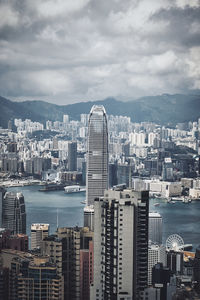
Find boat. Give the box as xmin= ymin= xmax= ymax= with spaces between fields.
xmin=182 ymin=197 xmax=192 ymax=203
xmin=154 ymin=194 xmax=161 ymax=198
xmin=64 ymin=185 xmax=86 ymax=194
xmin=80 ymin=200 xmax=87 ymax=204
xmin=154 ymin=203 xmax=160 ymax=207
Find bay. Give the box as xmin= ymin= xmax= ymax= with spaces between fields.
xmin=8 ymin=185 xmax=200 ymax=250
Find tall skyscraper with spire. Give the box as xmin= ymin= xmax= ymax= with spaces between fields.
xmin=84 ymin=105 xmax=108 ymax=231
xmin=86 ymin=105 xmax=108 ymax=206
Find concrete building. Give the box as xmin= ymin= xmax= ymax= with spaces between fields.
xmin=0 ymin=249 xmax=63 ymax=300
xmin=80 ymin=241 xmax=93 ymax=300
xmin=148 ymin=244 xmax=166 ymax=286
xmin=2 ymin=192 xmax=26 ymax=235
xmin=0 ymin=229 xmax=28 ymax=252
xmin=86 ymin=105 xmax=108 ymax=206
xmin=189 ymin=188 xmax=200 ymax=199
xmin=31 ymin=223 xmax=49 ymax=250
xmin=91 ymin=188 xmax=149 ymax=300
xmin=163 ymin=182 xmax=182 ymax=198
xmin=149 ymin=212 xmax=162 ymax=245
xmin=42 ymin=227 xmax=93 ymax=300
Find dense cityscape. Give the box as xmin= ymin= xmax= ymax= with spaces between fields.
xmin=0 ymin=104 xmax=200 ymax=299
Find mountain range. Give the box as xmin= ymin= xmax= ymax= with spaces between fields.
xmin=0 ymin=94 xmax=200 ymax=128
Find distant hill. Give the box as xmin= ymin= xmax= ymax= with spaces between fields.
xmin=0 ymin=94 xmax=200 ymax=128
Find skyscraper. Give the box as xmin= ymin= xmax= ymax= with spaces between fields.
xmin=86 ymin=105 xmax=108 ymax=206
xmin=91 ymin=188 xmax=149 ymax=300
xmin=148 ymin=244 xmax=166 ymax=286
xmin=68 ymin=141 xmax=77 ymax=171
xmin=2 ymin=192 xmax=26 ymax=235
xmin=149 ymin=212 xmax=162 ymax=245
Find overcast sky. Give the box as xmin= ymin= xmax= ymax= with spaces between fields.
xmin=0 ymin=0 xmax=200 ymax=104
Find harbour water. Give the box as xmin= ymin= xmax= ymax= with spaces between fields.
xmin=8 ymin=185 xmax=200 ymax=250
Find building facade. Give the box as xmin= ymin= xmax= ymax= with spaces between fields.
xmin=91 ymin=188 xmax=149 ymax=300
xmin=68 ymin=141 xmax=77 ymax=171
xmin=86 ymin=105 xmax=108 ymax=206
xmin=31 ymin=223 xmax=49 ymax=250
xmin=148 ymin=244 xmax=166 ymax=286
xmin=2 ymin=192 xmax=26 ymax=235
xmin=149 ymin=212 xmax=162 ymax=245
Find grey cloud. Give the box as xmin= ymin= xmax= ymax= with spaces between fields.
xmin=0 ymin=0 xmax=199 ymax=104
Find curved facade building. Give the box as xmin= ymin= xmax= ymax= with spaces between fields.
xmin=2 ymin=192 xmax=26 ymax=235
xmin=86 ymin=105 xmax=108 ymax=205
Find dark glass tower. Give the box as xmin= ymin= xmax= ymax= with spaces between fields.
xmin=86 ymin=105 xmax=108 ymax=206
xmin=68 ymin=141 xmax=77 ymax=171
xmin=2 ymin=192 xmax=26 ymax=234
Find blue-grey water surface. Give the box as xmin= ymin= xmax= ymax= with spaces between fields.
xmin=8 ymin=185 xmax=200 ymax=250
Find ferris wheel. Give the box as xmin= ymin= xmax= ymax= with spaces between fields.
xmin=166 ymin=234 xmax=184 ymax=251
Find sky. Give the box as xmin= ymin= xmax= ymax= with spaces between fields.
xmin=0 ymin=0 xmax=200 ymax=105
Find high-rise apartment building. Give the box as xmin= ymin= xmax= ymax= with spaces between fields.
xmin=149 ymin=212 xmax=162 ymax=245
xmin=42 ymin=226 xmax=93 ymax=300
xmin=31 ymin=223 xmax=49 ymax=250
xmin=68 ymin=141 xmax=77 ymax=171
xmin=86 ymin=105 xmax=108 ymax=206
xmin=1 ymin=249 xmax=64 ymax=300
xmin=2 ymin=192 xmax=26 ymax=235
xmin=91 ymin=188 xmax=149 ymax=300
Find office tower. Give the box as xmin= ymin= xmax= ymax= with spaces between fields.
xmin=109 ymin=163 xmax=118 ymax=188
xmin=162 ymin=157 xmax=173 ymax=181
xmin=148 ymin=244 xmax=166 ymax=286
xmin=91 ymin=188 xmax=149 ymax=300
xmin=167 ymin=250 xmax=184 ymax=275
xmin=152 ymin=263 xmax=174 ymax=300
xmin=2 ymin=192 xmax=26 ymax=235
xmin=68 ymin=141 xmax=77 ymax=171
xmin=33 ymin=157 xmax=43 ymax=175
xmin=82 ymin=161 xmax=86 ymax=185
xmin=149 ymin=212 xmax=162 ymax=245
xmin=117 ymin=163 xmax=131 ymax=187
xmin=86 ymin=105 xmax=108 ymax=206
xmin=24 ymin=159 xmax=33 ymax=174
xmin=31 ymin=223 xmax=49 ymax=250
